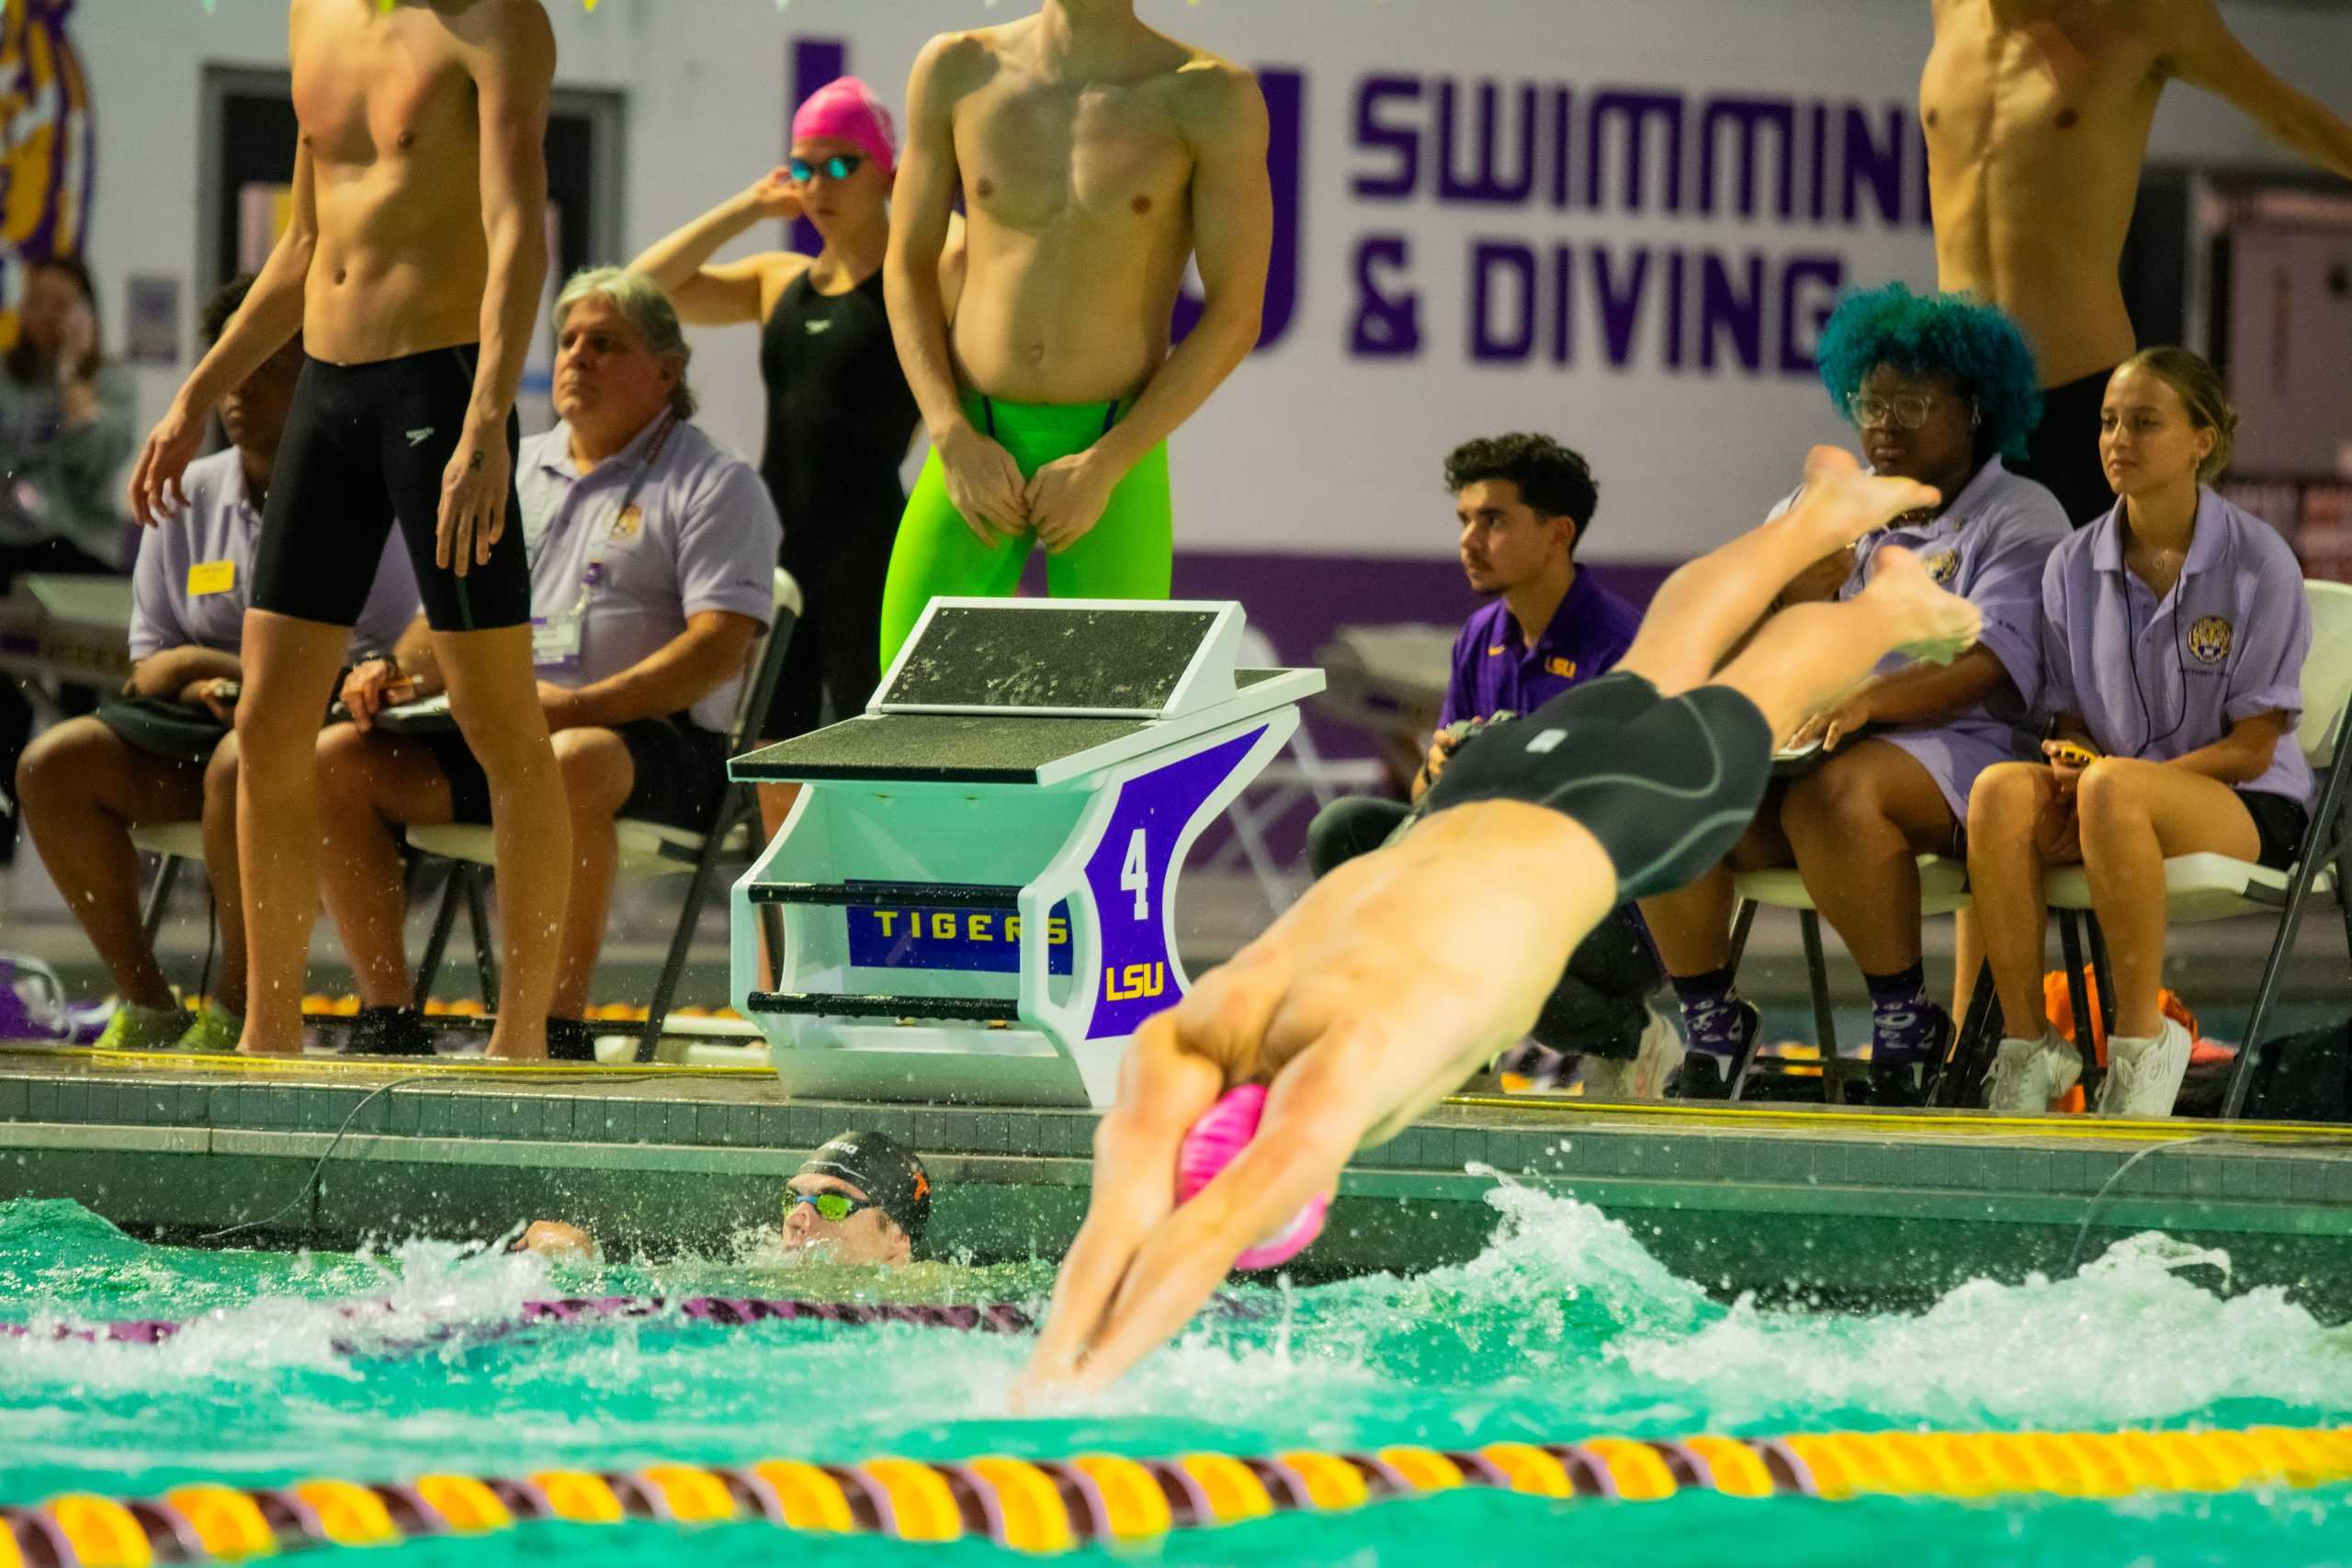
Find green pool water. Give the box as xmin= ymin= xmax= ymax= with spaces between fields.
xmin=3 ymin=1189 xmax=2349 ymax=1565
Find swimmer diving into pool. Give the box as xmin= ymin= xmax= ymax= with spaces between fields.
xmin=1016 ymin=449 xmax=1985 ymax=1401
xmin=876 ymin=0 xmax=1273 ymax=662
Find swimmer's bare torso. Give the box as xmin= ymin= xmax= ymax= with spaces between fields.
xmin=925 ymin=17 xmax=1247 ymax=402
xmin=288 ymin=0 xmax=537 ymax=364
xmin=1924 ymin=0 xmax=2352 ymax=388
xmin=1923 ymin=1 xmax=2165 ymax=386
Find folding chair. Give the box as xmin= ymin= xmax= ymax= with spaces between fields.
xmin=1724 ymin=854 xmax=1971 ymax=1102
xmin=1940 ymin=581 xmax=2352 ymax=1115
xmin=1198 ymin=626 xmax=1387 ymax=912
xmin=130 ymin=821 xmax=209 ymax=942
xmin=405 ymin=569 xmax=802 ymax=1062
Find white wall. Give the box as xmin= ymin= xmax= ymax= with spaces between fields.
xmin=65 ymin=0 xmax=2352 ymax=561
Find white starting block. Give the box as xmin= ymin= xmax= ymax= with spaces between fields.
xmin=730 ymin=599 xmax=1323 ymax=1107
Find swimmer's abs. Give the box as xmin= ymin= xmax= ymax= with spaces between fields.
xmin=302 ymin=226 xmax=488 ymax=367
xmin=949 ymin=236 xmax=1189 ymax=404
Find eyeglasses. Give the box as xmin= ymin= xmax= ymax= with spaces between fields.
xmin=788 ymin=1190 xmax=877 ymax=1224
xmin=789 ymin=154 xmax=865 ymax=182
xmin=1846 ymin=391 xmax=1939 ymax=431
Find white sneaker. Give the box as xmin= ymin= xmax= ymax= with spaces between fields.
xmin=2096 ymin=1017 xmax=2192 ymax=1117
xmin=1984 ymin=1030 xmax=2082 ymax=1112
xmin=1577 ymin=1055 xmax=1637 ymax=1099
xmin=1630 ymin=1002 xmax=1688 ymax=1100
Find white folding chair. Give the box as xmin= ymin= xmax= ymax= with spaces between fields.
xmin=1198 ymin=626 xmax=1387 ymax=912
xmin=1725 ymin=853 xmax=1971 ymax=1101
xmin=406 ymin=569 xmax=803 ymax=1061
xmin=2009 ymin=580 xmax=2352 ymax=1119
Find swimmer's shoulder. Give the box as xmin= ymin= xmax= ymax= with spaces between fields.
xmin=1164 ymin=52 xmax=1266 ymax=152
xmin=910 ymin=27 xmax=1010 ymax=106
xmin=439 ymin=0 xmax=558 ymax=85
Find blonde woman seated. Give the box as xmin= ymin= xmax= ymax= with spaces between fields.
xmin=1968 ymin=349 xmax=2312 ymax=1117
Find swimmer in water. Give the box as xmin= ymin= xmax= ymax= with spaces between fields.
xmin=1017 ymin=448 xmax=1986 ymax=1400
xmin=876 ymin=0 xmax=1272 ymax=661
xmin=520 ymin=1130 xmax=932 ymax=1267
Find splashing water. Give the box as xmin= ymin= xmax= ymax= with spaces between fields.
xmin=3 ymin=1191 xmax=2349 ymax=1564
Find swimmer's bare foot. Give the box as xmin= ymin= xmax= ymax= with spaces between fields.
xmin=1860 ymin=545 xmax=1983 ymax=665
xmin=1788 ymin=445 xmax=1943 ymax=552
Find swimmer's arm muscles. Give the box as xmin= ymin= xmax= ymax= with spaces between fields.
xmin=465 ymin=7 xmax=557 ymax=436
xmin=629 ymin=197 xmax=807 ymax=327
xmin=1087 ymin=67 xmax=1272 ymax=478
xmin=886 ymin=36 xmax=978 ymax=437
xmin=543 ymin=610 xmax=761 ymax=730
xmin=172 ymin=144 xmax=315 ymax=416
xmin=2161 ymin=0 xmax=2352 ymax=180
xmin=1077 ymin=1082 xmax=1362 ymax=1391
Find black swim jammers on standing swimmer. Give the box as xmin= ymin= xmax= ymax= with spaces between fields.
xmin=253 ymin=345 xmax=533 ymax=632
xmin=1418 ymin=671 xmax=1775 ymax=902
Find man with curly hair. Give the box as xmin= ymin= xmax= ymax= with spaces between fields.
xmin=1923 ymin=0 xmax=2352 ymax=525
xmin=1640 ymin=286 xmax=2069 ymax=1105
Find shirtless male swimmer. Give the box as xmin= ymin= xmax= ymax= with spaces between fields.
xmin=1018 ymin=449 xmax=1986 ymax=1401
xmin=130 ymin=0 xmax=571 ymax=1059
xmin=1924 ymin=0 xmax=2352 ymax=524
xmin=877 ymin=0 xmax=1273 ymax=660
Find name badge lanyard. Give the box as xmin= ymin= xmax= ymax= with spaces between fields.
xmin=563 ymin=412 xmax=678 ymax=617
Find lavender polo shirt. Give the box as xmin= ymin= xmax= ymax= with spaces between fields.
xmin=1831 ymin=457 xmax=2070 ymax=818
xmin=1438 ymin=568 xmax=1645 ymax=728
xmin=2041 ymin=488 xmax=2313 ymax=807
xmin=129 ymin=447 xmax=418 ymax=663
xmin=518 ymin=414 xmax=781 ymax=734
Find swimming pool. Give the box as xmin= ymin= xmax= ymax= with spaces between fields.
xmin=4 ymin=1189 xmax=2349 ymax=1564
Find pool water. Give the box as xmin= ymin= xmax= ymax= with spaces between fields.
xmin=3 ymin=1190 xmax=2349 ymax=1565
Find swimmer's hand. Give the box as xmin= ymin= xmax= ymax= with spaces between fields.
xmin=1025 ymin=450 xmax=1119 ymax=556
xmin=128 ymin=400 xmax=207 ymax=525
xmin=937 ymin=421 xmax=1028 ymax=546
xmin=438 ymin=424 xmax=514 ymax=578
xmin=744 ymin=165 xmax=805 ymax=222
xmin=1786 ymin=686 xmax=1875 ymax=753
xmin=514 ymin=1220 xmax=597 ymax=1259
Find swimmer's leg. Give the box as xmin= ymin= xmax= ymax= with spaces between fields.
xmin=1042 ymin=442 xmax=1174 ymax=601
xmin=1705 ymin=548 xmax=1982 ymax=744
xmin=1618 ymin=447 xmax=1940 ymax=696
xmin=233 ymin=610 xmax=358 ymax=1055
xmin=877 ymin=446 xmax=1032 ymax=665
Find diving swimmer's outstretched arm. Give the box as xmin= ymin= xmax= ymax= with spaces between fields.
xmin=2156 ymin=0 xmax=2352 ymax=180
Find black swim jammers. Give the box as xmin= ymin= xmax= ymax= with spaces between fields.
xmin=253 ymin=345 xmax=532 ymax=632
xmin=1419 ymin=671 xmax=1775 ymax=903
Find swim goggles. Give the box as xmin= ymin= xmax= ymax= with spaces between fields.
xmin=788 ymin=1190 xmax=877 ymax=1224
xmin=789 ymin=154 xmax=865 ymax=182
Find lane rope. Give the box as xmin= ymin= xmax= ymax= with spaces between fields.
xmin=7 ymin=1426 xmax=2348 ymax=1561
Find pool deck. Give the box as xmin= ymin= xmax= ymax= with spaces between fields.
xmin=4 ymin=1045 xmax=2350 ymax=1310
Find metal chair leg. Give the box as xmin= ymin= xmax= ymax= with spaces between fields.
xmin=141 ymin=855 xmax=184 ymax=942
xmin=2085 ymin=911 xmax=2118 ymax=1043
xmin=2058 ymin=911 xmax=2099 ymax=1106
xmin=635 ymin=803 xmax=740 ymax=1064
xmin=1725 ymin=899 xmax=1758 ymax=972
xmin=1937 ymin=961 xmax=2001 ymax=1108
xmin=461 ymin=866 xmax=500 ymax=1014
xmin=414 ymin=872 xmax=462 ymax=1005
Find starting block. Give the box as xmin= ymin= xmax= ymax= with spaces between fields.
xmin=730 ymin=599 xmax=1323 ymax=1107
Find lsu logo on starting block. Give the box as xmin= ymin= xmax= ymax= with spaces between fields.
xmin=1103 ymin=963 xmax=1167 ymax=1002
xmin=844 ymin=890 xmax=1075 ymax=976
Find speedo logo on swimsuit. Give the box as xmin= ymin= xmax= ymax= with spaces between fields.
xmin=406 ymin=427 xmax=436 ymax=447
xmin=804 ymin=320 xmax=834 ymax=335
xmin=1526 ymin=729 xmax=1566 ymax=753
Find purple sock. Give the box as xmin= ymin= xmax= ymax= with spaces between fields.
xmin=1672 ymin=968 xmax=1755 ymax=1059
xmin=1864 ymin=964 xmax=1945 ymax=1061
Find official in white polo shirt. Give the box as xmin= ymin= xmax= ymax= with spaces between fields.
xmin=15 ymin=275 xmax=418 ymax=1055
xmin=1969 ymin=348 xmax=2312 ymax=1117
xmin=316 ymin=268 xmax=782 ymax=1060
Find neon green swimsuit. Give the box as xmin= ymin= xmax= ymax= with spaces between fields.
xmin=878 ymin=390 xmax=1173 ymax=663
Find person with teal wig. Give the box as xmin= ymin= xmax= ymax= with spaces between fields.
xmin=1641 ymin=284 xmax=2070 ymax=1107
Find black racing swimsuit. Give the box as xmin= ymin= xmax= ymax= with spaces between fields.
xmin=1419 ymin=671 xmax=1777 ymax=903
xmin=757 ymin=267 xmax=921 ymax=739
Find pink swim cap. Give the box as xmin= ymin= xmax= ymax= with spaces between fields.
xmin=792 ymin=76 xmax=897 ymax=175
xmin=1176 ymin=1085 xmax=1331 ymax=1272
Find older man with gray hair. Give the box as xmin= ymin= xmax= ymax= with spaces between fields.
xmin=316 ymin=268 xmax=783 ymax=1059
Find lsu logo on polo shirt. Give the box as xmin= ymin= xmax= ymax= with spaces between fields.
xmin=1544 ymin=656 xmax=1577 ymax=679
xmin=1924 ymin=549 xmax=1961 ymax=586
xmin=2188 ymin=615 xmax=2233 ymax=665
